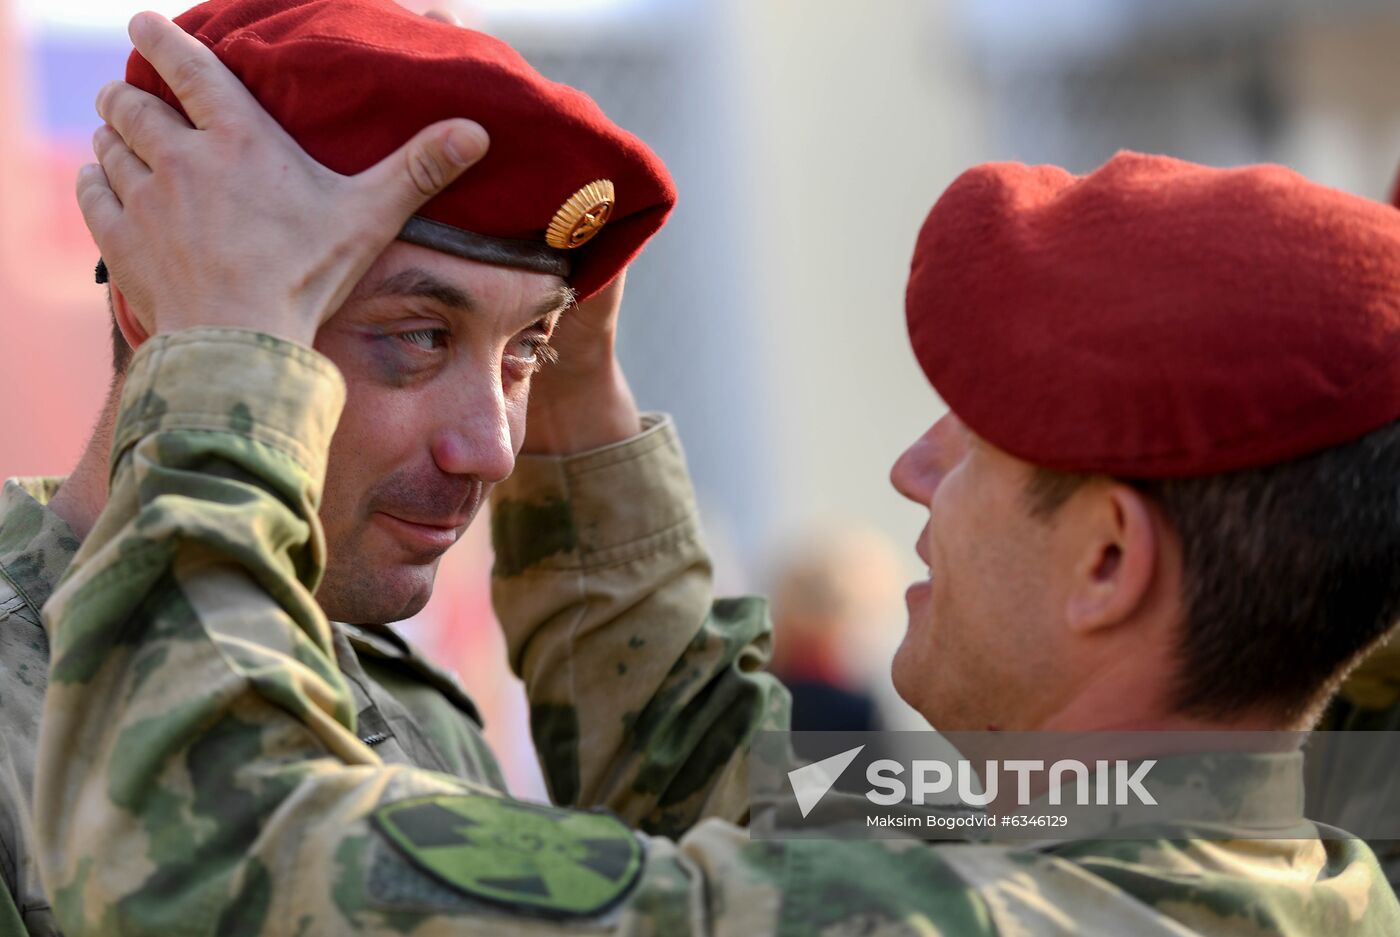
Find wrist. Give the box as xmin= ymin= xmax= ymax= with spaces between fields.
xmin=156 ymin=307 xmax=317 ymax=350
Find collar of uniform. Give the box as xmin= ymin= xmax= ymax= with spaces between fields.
xmin=1019 ymin=749 xmax=1308 ymax=850
xmin=0 ymin=477 xmax=79 ymax=619
xmin=1338 ymin=627 xmax=1400 ymax=710
xmin=336 ymin=621 xmax=483 ymax=727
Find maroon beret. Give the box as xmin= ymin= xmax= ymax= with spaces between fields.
xmin=125 ymin=0 xmax=675 ymax=300
xmin=906 ymin=151 xmax=1400 ymax=477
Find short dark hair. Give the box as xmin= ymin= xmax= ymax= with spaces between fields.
xmin=1026 ymin=418 xmax=1400 ymax=723
xmin=108 ymin=287 xmax=132 ymax=373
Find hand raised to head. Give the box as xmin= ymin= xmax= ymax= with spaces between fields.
xmin=79 ymin=12 xmax=489 ymax=348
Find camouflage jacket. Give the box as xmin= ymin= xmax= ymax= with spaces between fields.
xmin=10 ymin=329 xmax=783 ymax=935
xmin=0 ymin=479 xmax=511 ymax=936
xmin=35 ymin=329 xmax=1400 ymax=936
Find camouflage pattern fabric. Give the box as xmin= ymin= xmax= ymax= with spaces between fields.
xmin=35 ymin=329 xmax=1400 ymax=935
xmin=491 ymin=414 xmax=785 ymax=836
xmin=0 ymin=478 xmax=71 ymax=937
xmin=1318 ymin=628 xmax=1400 ymax=889
xmin=5 ymin=334 xmax=781 ymax=932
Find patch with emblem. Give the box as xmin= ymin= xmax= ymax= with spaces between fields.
xmin=545 ymin=180 xmax=615 ymax=249
xmin=372 ymin=794 xmax=644 ymax=918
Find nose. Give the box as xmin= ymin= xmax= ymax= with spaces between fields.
xmin=430 ymin=375 xmax=517 ymax=484
xmin=890 ymin=413 xmax=962 ymax=506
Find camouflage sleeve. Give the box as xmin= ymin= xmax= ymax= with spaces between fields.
xmin=33 ymin=328 xmax=998 ymax=936
xmin=490 ymin=418 xmax=789 ymax=836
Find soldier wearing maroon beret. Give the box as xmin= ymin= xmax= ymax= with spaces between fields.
xmin=1 ymin=2 xmax=788 ymax=934
xmin=36 ymin=7 xmax=1400 ymax=915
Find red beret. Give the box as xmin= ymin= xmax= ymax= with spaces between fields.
xmin=906 ymin=151 xmax=1400 ymax=477
xmin=125 ymin=0 xmax=675 ymax=300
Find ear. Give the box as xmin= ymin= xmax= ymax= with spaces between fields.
xmin=1063 ymin=483 xmax=1158 ymax=635
xmin=110 ymin=283 xmax=150 ymax=352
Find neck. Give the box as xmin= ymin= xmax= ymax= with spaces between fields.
xmin=1034 ymin=670 xmax=1292 ymax=733
xmin=1008 ymin=634 xmax=1293 ymax=733
xmin=48 ymin=379 xmax=120 ymax=540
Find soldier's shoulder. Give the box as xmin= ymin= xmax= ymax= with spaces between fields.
xmin=1031 ymin=834 xmax=1400 ymax=935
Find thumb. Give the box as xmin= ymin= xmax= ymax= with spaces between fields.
xmin=360 ymin=118 xmax=489 ymax=223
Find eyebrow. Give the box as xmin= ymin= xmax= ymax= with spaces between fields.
xmin=369 ymin=267 xmax=575 ymax=325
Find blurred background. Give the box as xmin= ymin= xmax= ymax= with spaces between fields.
xmin=4 ymin=0 xmax=1400 ymax=796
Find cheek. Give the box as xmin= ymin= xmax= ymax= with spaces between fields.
xmin=926 ymin=467 xmax=972 ymax=566
xmin=322 ymin=380 xmax=421 ymax=503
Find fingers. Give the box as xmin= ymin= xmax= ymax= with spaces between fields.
xmin=359 ymin=119 xmax=489 ymax=223
xmin=126 ymin=12 xmax=252 ymax=130
xmin=96 ymin=80 xmax=191 ymax=165
xmin=75 ymin=164 xmax=122 ymax=244
xmin=423 ymin=9 xmax=462 ymax=25
xmin=92 ymin=124 xmax=152 ymax=199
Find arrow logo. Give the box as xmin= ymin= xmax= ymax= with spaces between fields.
xmin=787 ymin=745 xmax=865 ymax=818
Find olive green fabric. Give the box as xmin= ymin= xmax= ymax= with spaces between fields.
xmin=9 ymin=331 xmax=781 ymax=934
xmin=0 ymin=477 xmax=74 ymax=937
xmin=34 ymin=329 xmax=1400 ymax=935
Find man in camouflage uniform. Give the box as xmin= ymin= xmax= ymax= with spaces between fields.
xmin=0 ymin=3 xmax=786 ymax=935
xmin=31 ymin=3 xmax=1400 ymax=932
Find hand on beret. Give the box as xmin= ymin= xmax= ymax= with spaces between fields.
xmin=80 ymin=11 xmax=488 ymax=347
xmin=521 ymin=272 xmax=644 ymax=455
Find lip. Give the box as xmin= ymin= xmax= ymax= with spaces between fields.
xmin=374 ymin=512 xmax=464 ymax=551
xmin=905 ymin=579 xmax=931 ymax=606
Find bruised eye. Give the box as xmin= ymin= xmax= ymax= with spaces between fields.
xmin=399 ymin=328 xmax=449 ymax=351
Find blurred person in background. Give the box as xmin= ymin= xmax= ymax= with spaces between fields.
xmin=37 ymin=9 xmax=1400 ymax=915
xmin=768 ymin=525 xmax=901 ymax=731
xmin=0 ymin=2 xmax=787 ymax=934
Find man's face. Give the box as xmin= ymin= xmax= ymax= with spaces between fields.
xmin=312 ymin=242 xmax=570 ymax=624
xmin=888 ymin=414 xmax=1065 ymax=730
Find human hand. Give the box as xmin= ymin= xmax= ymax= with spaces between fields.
xmin=520 ymin=272 xmax=643 ymax=455
xmin=80 ymin=12 xmax=489 ymax=348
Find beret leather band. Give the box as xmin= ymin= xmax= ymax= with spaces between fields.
xmin=396 ymin=216 xmax=572 ymax=279
xmin=95 ymin=214 xmax=573 ymax=287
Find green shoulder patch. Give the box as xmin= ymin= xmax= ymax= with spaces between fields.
xmin=372 ymin=795 xmax=644 ymax=919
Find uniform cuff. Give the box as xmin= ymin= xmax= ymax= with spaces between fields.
xmin=491 ymin=414 xmax=700 ymax=574
xmin=114 ymin=328 xmax=346 ymax=481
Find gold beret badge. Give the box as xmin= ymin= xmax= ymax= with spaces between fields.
xmin=546 ymin=180 xmax=615 ymax=249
